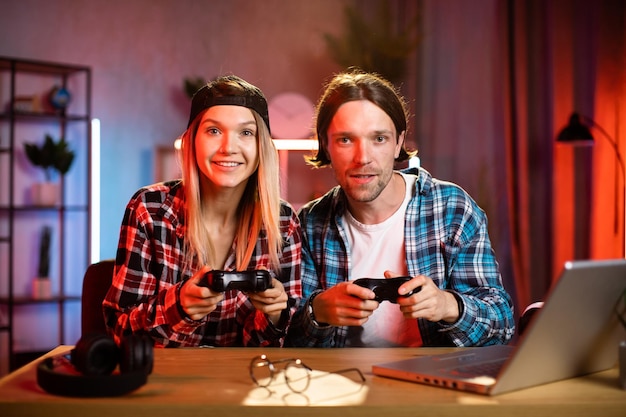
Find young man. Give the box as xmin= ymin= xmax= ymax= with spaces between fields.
xmin=286 ymin=70 xmax=515 ymax=347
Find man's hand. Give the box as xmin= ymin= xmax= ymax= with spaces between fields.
xmin=311 ymin=282 xmax=379 ymax=326
xmin=387 ymin=271 xmax=460 ymax=323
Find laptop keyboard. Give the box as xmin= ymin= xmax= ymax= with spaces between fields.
xmin=454 ymin=359 xmax=506 ymax=378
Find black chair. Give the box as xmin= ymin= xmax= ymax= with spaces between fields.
xmin=80 ymin=259 xmax=115 ymax=337
xmin=518 ymin=301 xmax=544 ymax=336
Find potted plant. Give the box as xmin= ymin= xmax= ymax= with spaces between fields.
xmin=32 ymin=225 xmax=53 ymax=299
xmin=323 ymin=0 xmax=420 ymax=84
xmin=183 ymin=76 xmax=206 ymax=98
xmin=23 ymin=134 xmax=75 ymax=206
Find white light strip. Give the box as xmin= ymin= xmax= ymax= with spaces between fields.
xmin=408 ymin=156 xmax=421 ymax=168
xmin=272 ymin=139 xmax=319 ymax=151
xmin=173 ymin=138 xmax=318 ymax=151
xmin=90 ymin=118 xmax=101 ymax=264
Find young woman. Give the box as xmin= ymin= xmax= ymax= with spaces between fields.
xmin=104 ymin=75 xmax=301 ymax=347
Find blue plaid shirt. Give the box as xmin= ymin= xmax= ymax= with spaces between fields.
xmin=286 ymin=167 xmax=515 ymax=347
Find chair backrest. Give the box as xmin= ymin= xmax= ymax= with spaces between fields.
xmin=81 ymin=259 xmax=115 ymax=337
xmin=518 ymin=301 xmax=544 ymax=337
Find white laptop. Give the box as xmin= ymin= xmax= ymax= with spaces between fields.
xmin=372 ymin=258 xmax=626 ymax=395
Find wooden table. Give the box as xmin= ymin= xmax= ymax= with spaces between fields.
xmin=0 ymin=346 xmax=624 ymax=416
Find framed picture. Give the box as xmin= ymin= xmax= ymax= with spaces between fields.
xmin=155 ymin=145 xmax=181 ymax=182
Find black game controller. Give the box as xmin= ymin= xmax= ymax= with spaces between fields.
xmin=352 ymin=276 xmax=420 ymax=303
xmin=198 ymin=270 xmax=273 ymax=293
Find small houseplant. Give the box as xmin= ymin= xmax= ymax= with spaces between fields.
xmin=323 ymin=0 xmax=420 ymax=84
xmin=183 ymin=76 xmax=206 ymax=98
xmin=32 ymin=225 xmax=53 ymax=299
xmin=23 ymin=134 xmax=75 ymax=206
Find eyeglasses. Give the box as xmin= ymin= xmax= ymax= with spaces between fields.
xmin=249 ymin=354 xmax=365 ymax=394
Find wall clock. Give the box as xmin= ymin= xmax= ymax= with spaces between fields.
xmin=268 ymin=92 xmax=315 ymax=139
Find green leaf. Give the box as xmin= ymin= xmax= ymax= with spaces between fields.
xmin=324 ymin=0 xmax=420 ymax=83
xmin=38 ymin=226 xmax=52 ymax=277
xmin=22 ymin=134 xmax=75 ymax=180
xmin=184 ymin=77 xmax=207 ymax=98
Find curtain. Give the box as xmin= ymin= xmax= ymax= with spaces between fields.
xmin=416 ymin=0 xmax=625 ymax=316
xmin=508 ymin=0 xmax=626 ymax=307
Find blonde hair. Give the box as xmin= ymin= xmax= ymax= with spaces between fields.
xmin=180 ymin=81 xmax=282 ymax=273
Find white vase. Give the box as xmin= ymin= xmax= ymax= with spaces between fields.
xmin=32 ymin=277 xmax=52 ymax=299
xmin=31 ymin=182 xmax=59 ymax=206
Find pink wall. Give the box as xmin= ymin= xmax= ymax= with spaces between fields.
xmin=0 ymin=0 xmax=362 ymax=368
xmin=0 ymin=0 xmax=355 ymax=260
xmin=6 ymin=0 xmax=617 ymax=372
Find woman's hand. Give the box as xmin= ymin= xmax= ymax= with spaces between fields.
xmin=179 ymin=266 xmax=225 ymax=321
xmin=247 ymin=278 xmax=289 ymax=325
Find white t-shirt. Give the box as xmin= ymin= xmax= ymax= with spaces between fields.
xmin=343 ymin=172 xmax=422 ymax=347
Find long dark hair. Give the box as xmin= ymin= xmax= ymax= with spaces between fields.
xmin=307 ymin=68 xmax=416 ymax=167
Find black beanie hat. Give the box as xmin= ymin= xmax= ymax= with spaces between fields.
xmin=187 ymin=75 xmax=271 ymax=133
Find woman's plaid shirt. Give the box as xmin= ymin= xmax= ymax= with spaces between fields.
xmin=104 ymin=180 xmax=302 ymax=347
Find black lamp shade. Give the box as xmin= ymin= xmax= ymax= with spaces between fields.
xmin=556 ymin=113 xmax=594 ymax=143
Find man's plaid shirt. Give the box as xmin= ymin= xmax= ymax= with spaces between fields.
xmin=286 ymin=167 xmax=515 ymax=347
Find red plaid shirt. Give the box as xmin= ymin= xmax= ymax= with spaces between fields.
xmin=104 ymin=180 xmax=302 ymax=347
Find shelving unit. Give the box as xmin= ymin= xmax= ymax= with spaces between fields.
xmin=0 ymin=56 xmax=91 ymax=373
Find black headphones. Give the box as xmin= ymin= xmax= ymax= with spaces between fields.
xmin=37 ymin=333 xmax=154 ymax=397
